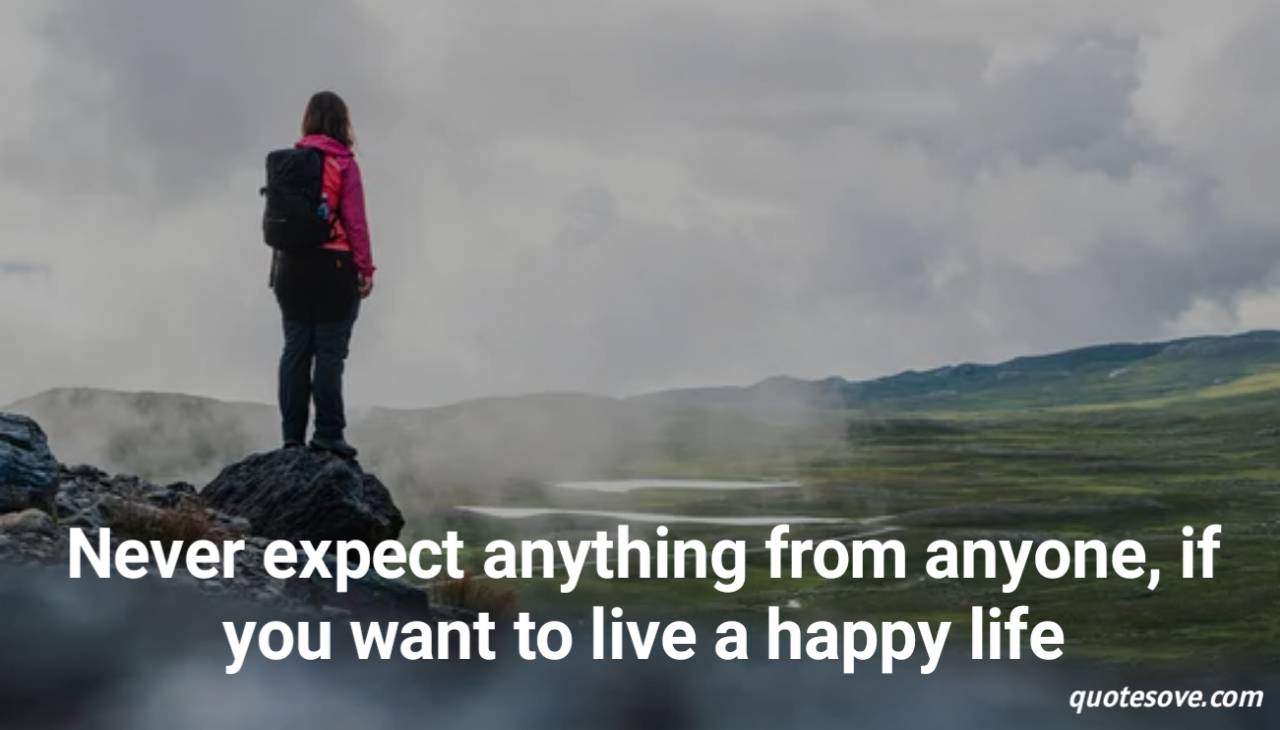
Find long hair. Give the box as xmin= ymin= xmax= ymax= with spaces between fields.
xmin=301 ymin=91 xmax=354 ymax=148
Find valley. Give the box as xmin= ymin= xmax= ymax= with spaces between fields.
xmin=9 ymin=329 xmax=1280 ymax=666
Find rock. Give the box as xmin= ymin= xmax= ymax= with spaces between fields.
xmin=0 ymin=509 xmax=66 ymax=564
xmin=312 ymin=554 xmax=434 ymax=614
xmin=52 ymin=465 xmax=218 ymax=526
xmin=201 ymin=448 xmax=404 ymax=544
xmin=0 ymin=415 xmax=437 ymax=616
xmin=206 ymin=509 xmax=252 ymax=537
xmin=0 ymin=413 xmax=60 ymax=515
xmin=0 ymin=509 xmax=57 ymax=537
xmin=144 ymin=481 xmax=197 ymax=508
xmin=98 ymin=493 xmax=172 ymax=525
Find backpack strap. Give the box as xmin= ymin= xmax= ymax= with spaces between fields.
xmin=320 ymin=153 xmax=347 ymax=244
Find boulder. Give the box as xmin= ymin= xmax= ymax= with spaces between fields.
xmin=201 ymin=448 xmax=404 ymax=544
xmin=0 ymin=508 xmax=64 ymax=564
xmin=0 ymin=413 xmax=60 ymax=514
xmin=0 ymin=508 xmax=57 ymax=537
xmin=0 ymin=416 xmax=434 ymax=616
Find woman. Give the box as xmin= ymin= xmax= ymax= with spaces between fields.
xmin=273 ymin=91 xmax=374 ymax=458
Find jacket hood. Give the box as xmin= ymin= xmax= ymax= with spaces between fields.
xmin=295 ymin=134 xmax=353 ymax=157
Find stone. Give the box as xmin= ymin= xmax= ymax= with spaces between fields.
xmin=0 ymin=413 xmax=60 ymax=515
xmin=0 ymin=508 xmax=57 ymax=537
xmin=201 ymin=448 xmax=404 ymax=544
xmin=0 ymin=415 xmax=437 ymax=617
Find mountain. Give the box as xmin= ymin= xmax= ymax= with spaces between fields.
xmin=8 ymin=330 xmax=1280 ymax=488
xmin=632 ymin=330 xmax=1280 ymax=411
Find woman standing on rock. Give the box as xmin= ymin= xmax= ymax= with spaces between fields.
xmin=270 ymin=91 xmax=374 ymax=459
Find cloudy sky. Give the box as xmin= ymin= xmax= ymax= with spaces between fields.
xmin=3 ymin=0 xmax=1279 ymax=407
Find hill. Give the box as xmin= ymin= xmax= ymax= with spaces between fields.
xmin=632 ymin=330 xmax=1280 ymax=411
xmin=8 ymin=330 xmax=1280 ymax=489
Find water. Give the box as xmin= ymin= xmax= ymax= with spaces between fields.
xmin=553 ymin=478 xmax=800 ymax=493
xmin=454 ymin=505 xmax=848 ymax=526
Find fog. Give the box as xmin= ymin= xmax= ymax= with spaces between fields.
xmin=7 ymin=387 xmax=846 ymax=523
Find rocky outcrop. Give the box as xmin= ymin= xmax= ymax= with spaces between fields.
xmin=52 ymin=463 xmax=247 ymax=534
xmin=201 ymin=448 xmax=404 ymax=544
xmin=0 ymin=411 xmax=437 ymax=618
xmin=0 ymin=414 xmax=59 ymax=514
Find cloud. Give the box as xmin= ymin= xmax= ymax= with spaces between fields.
xmin=2 ymin=1 xmax=1279 ymax=407
xmin=0 ymin=261 xmax=51 ymax=276
xmin=1167 ymin=263 xmax=1280 ymax=335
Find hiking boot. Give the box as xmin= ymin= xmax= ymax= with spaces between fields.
xmin=309 ymin=437 xmax=358 ymax=459
xmin=283 ymin=440 xmax=304 ymax=449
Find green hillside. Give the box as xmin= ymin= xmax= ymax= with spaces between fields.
xmin=10 ymin=330 xmax=1280 ymax=487
xmin=633 ymin=330 xmax=1280 ymax=412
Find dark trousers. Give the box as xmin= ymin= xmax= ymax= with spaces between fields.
xmin=273 ymin=250 xmax=360 ymax=443
xmin=279 ymin=317 xmax=356 ymax=442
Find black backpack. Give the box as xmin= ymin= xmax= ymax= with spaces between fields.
xmin=260 ymin=148 xmax=334 ymax=252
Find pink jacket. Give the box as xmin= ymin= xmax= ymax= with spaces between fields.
xmin=295 ymin=134 xmax=375 ymax=279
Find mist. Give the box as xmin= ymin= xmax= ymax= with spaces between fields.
xmin=7 ymin=386 xmax=847 ymax=526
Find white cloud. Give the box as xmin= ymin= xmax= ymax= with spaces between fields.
xmin=3 ymin=1 xmax=1279 ymax=406
xmin=1168 ymin=267 xmax=1280 ymax=336
xmin=969 ymin=158 xmax=1189 ymax=274
xmin=1130 ymin=1 xmax=1280 ymax=226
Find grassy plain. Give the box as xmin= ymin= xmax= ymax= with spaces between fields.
xmin=409 ymin=381 xmax=1280 ymax=666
